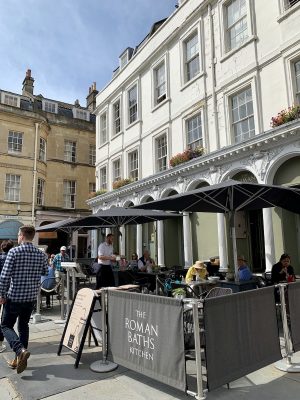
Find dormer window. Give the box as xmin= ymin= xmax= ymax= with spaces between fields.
xmin=1 ymin=92 xmax=20 ymax=108
xmin=119 ymin=48 xmax=133 ymax=69
xmin=42 ymin=99 xmax=57 ymax=113
xmin=73 ymin=108 xmax=90 ymax=121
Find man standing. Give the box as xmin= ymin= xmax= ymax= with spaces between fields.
xmin=52 ymin=245 xmax=69 ymax=279
xmin=0 ymin=225 xmax=48 ymax=374
xmin=96 ymin=234 xmax=116 ymax=289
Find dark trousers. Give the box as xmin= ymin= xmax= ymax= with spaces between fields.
xmin=1 ymin=299 xmax=35 ymax=357
xmin=0 ymin=304 xmax=4 ymax=342
xmin=96 ymin=264 xmax=115 ymax=289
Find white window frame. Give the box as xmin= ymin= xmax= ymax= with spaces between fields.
xmin=64 ymin=140 xmax=77 ymax=163
xmin=113 ymin=98 xmax=122 ymax=135
xmin=186 ymin=112 xmax=203 ymax=150
xmin=89 ymin=145 xmax=96 ymax=166
xmin=37 ymin=178 xmax=45 ymax=206
xmin=72 ymin=108 xmax=90 ymax=121
xmin=1 ymin=92 xmax=20 ymax=108
xmin=5 ymin=174 xmax=21 ymax=202
xmin=128 ymin=150 xmax=139 ymax=181
xmin=183 ymin=31 xmax=200 ymax=83
xmin=294 ymin=59 xmax=300 ymax=105
xmin=99 ymin=166 xmax=107 ymax=190
xmin=230 ymin=86 xmax=255 ymax=144
xmin=112 ymin=158 xmax=122 ymax=182
xmin=63 ymin=180 xmax=76 ymax=209
xmin=99 ymin=111 xmax=107 ymax=146
xmin=153 ymin=61 xmax=167 ymax=105
xmin=127 ymin=83 xmax=138 ymax=125
xmin=42 ymin=99 xmax=58 ymax=113
xmin=8 ymin=131 xmax=23 ymax=153
xmin=219 ymin=0 xmax=255 ymax=59
xmin=39 ymin=137 xmax=47 ymax=162
xmin=155 ymin=133 xmax=168 ymax=173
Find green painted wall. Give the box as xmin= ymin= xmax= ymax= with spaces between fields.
xmin=190 ymin=212 xmax=218 ymax=262
xmin=164 ymin=219 xmax=183 ymax=267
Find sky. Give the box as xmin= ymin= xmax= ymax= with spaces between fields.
xmin=0 ymin=0 xmax=177 ymax=106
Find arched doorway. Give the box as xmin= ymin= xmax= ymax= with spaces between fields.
xmin=273 ymin=156 xmax=300 ymax=273
xmin=231 ymin=171 xmax=265 ymax=271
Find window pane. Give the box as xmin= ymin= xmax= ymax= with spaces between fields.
xmin=231 ymin=87 xmax=255 ymax=143
xmin=113 ymin=159 xmax=121 ymax=181
xmin=89 ymin=145 xmax=96 ymax=165
xmin=128 ymin=85 xmax=138 ymax=124
xmin=227 ymin=0 xmax=248 ymax=51
xmin=63 ymin=181 xmax=76 ymax=208
xmin=100 ymin=167 xmax=107 ymax=190
xmin=5 ymin=174 xmax=21 ymax=201
xmin=8 ymin=131 xmax=23 ymax=153
xmin=64 ymin=141 xmax=76 ymax=162
xmin=100 ymin=113 xmax=107 ymax=145
xmin=156 ymin=135 xmax=167 ymax=172
xmin=37 ymin=178 xmax=45 ymax=205
xmin=187 ymin=114 xmax=202 ymax=149
xmin=39 ymin=137 xmax=46 ymax=161
xmin=129 ymin=151 xmax=138 ymax=181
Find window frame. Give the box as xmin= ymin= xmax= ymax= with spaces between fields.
xmin=42 ymin=99 xmax=58 ymax=114
xmin=89 ymin=145 xmax=96 ymax=166
xmin=8 ymin=131 xmax=23 ymax=153
xmin=1 ymin=92 xmax=20 ymax=108
xmin=230 ymin=86 xmax=255 ymax=144
xmin=127 ymin=83 xmax=138 ymax=126
xmin=184 ymin=31 xmax=200 ymax=83
xmin=153 ymin=61 xmax=167 ymax=105
xmin=185 ymin=112 xmax=203 ymax=150
xmin=99 ymin=166 xmax=107 ymax=190
xmin=99 ymin=111 xmax=108 ymax=146
xmin=37 ymin=178 xmax=45 ymax=206
xmin=64 ymin=140 xmax=77 ymax=163
xmin=112 ymin=158 xmax=122 ymax=182
xmin=4 ymin=174 xmax=21 ymax=202
xmin=89 ymin=182 xmax=96 ymax=194
xmin=39 ymin=137 xmax=47 ymax=162
xmin=155 ymin=133 xmax=168 ymax=173
xmin=113 ymin=98 xmax=122 ymax=136
xmin=294 ymin=59 xmax=300 ymax=105
xmin=63 ymin=180 xmax=76 ymax=209
xmin=128 ymin=150 xmax=139 ymax=181
xmin=72 ymin=108 xmax=90 ymax=121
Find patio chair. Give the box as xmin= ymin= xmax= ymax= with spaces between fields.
xmin=40 ymin=276 xmax=63 ymax=308
xmin=199 ymin=286 xmax=233 ymax=300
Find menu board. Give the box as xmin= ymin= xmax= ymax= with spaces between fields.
xmin=59 ymin=287 xmax=97 ymax=367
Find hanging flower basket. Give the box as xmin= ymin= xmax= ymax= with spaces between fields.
xmin=270 ymin=105 xmax=300 ymax=128
xmin=169 ymin=146 xmax=205 ymax=167
xmin=112 ymin=178 xmax=132 ymax=190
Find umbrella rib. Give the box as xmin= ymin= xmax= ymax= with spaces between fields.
xmin=182 ymin=189 xmax=229 ymax=212
xmin=235 ymin=187 xmax=279 ymax=210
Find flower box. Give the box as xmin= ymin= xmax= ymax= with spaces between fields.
xmin=112 ymin=178 xmax=132 ymax=190
xmin=169 ymin=147 xmax=204 ymax=167
xmin=270 ymin=105 xmax=300 ymax=128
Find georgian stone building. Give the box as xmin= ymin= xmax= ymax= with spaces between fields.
xmin=0 ymin=70 xmax=97 ymax=255
xmin=89 ymin=0 xmax=300 ymax=272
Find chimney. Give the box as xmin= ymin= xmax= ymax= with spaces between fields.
xmin=22 ymin=69 xmax=34 ymax=95
xmin=86 ymin=82 xmax=99 ymax=112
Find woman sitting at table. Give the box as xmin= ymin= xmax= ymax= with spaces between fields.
xmin=128 ymin=252 xmax=139 ymax=272
xmin=271 ymin=253 xmax=295 ymax=284
xmin=138 ymin=249 xmax=154 ymax=273
xmin=185 ymin=261 xmax=207 ymax=284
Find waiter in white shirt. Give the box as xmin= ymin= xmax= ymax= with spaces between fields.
xmin=96 ymin=234 xmax=116 ymax=289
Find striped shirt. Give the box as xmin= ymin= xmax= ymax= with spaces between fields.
xmin=0 ymin=242 xmax=48 ymax=302
xmin=52 ymin=253 xmax=69 ymax=272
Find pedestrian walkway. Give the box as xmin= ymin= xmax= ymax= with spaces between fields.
xmin=0 ymin=300 xmax=300 ymax=400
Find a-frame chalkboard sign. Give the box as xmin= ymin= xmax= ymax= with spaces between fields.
xmin=58 ymin=287 xmax=100 ymax=368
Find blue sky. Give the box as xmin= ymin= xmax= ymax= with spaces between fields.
xmin=0 ymin=0 xmax=177 ymax=105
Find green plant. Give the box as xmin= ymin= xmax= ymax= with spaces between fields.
xmin=270 ymin=105 xmax=300 ymax=128
xmin=169 ymin=146 xmax=205 ymax=167
xmin=112 ymin=178 xmax=133 ymax=190
xmin=88 ymin=189 xmax=107 ymax=199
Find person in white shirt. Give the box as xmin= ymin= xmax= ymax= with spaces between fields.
xmin=96 ymin=234 xmax=116 ymax=289
xmin=138 ymin=250 xmax=154 ymax=273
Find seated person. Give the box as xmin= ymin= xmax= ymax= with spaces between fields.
xmin=127 ymin=252 xmax=139 ymax=272
xmin=138 ymin=250 xmax=154 ymax=273
xmin=185 ymin=261 xmax=207 ymax=284
xmin=119 ymin=255 xmax=128 ymax=271
xmin=41 ymin=265 xmax=56 ymax=308
xmin=92 ymin=257 xmax=100 ymax=274
xmin=206 ymin=256 xmax=220 ymax=276
xmin=271 ymin=253 xmax=295 ymax=284
xmin=237 ymin=256 xmax=253 ymax=281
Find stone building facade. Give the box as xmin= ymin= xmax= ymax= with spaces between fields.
xmin=89 ymin=0 xmax=300 ymax=272
xmin=0 ymin=70 xmax=97 ymax=255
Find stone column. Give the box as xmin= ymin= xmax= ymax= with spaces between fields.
xmin=136 ymin=224 xmax=143 ymax=258
xmin=183 ymin=212 xmax=193 ymax=268
xmin=119 ymin=226 xmax=126 ymax=256
xmin=91 ymin=229 xmax=98 ymax=258
xmin=263 ymin=208 xmax=276 ymax=271
xmin=157 ymin=220 xmax=165 ymax=267
xmin=217 ymin=213 xmax=228 ymax=269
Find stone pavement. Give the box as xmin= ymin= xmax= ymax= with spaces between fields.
xmin=1 ymin=301 xmax=300 ymax=400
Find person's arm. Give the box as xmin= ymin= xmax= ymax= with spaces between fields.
xmin=185 ymin=267 xmax=193 ymax=283
xmin=0 ymin=251 xmax=15 ymax=303
xmin=138 ymin=259 xmax=146 ymax=271
xmin=98 ymin=244 xmax=115 ymax=262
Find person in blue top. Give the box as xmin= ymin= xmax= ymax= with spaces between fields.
xmin=237 ymin=256 xmax=253 ymax=281
xmin=41 ymin=259 xmax=56 ymax=308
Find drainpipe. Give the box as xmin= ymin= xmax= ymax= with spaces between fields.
xmin=32 ymin=122 xmax=39 ymax=224
xmin=208 ymin=3 xmax=220 ymax=149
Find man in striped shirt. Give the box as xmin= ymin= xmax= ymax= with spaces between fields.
xmin=0 ymin=225 xmax=48 ymax=374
